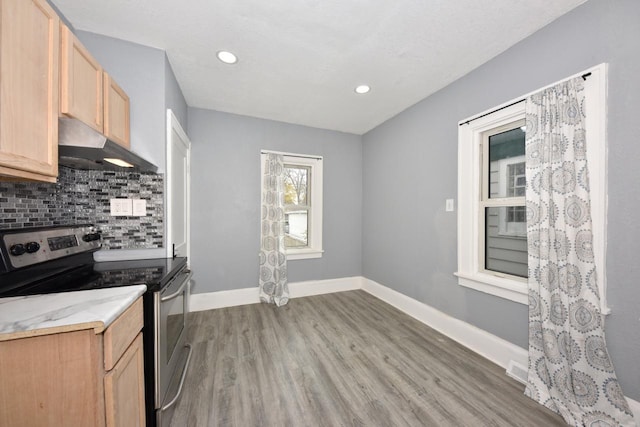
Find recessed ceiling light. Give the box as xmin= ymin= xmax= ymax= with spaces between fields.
xmin=217 ymin=50 xmax=238 ymax=64
xmin=354 ymin=85 xmax=370 ymax=94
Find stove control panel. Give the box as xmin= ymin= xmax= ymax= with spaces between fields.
xmin=0 ymin=225 xmax=101 ymax=270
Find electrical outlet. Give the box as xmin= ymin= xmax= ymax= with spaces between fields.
xmin=446 ymin=199 xmax=455 ymax=212
xmin=132 ymin=199 xmax=147 ymax=217
xmin=110 ymin=199 xmax=132 ymax=216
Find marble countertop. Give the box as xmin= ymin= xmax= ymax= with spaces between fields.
xmin=0 ymin=285 xmax=146 ymax=341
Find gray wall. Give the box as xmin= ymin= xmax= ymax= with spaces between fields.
xmin=187 ymin=108 xmax=362 ymax=294
xmin=164 ymin=54 xmax=188 ymax=131
xmin=362 ymin=0 xmax=640 ymax=399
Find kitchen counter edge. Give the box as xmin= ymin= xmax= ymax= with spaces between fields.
xmin=0 ymin=285 xmax=146 ymax=341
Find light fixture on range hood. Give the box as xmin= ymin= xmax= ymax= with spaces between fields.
xmin=58 ymin=118 xmax=157 ymax=173
xmin=103 ymin=158 xmax=134 ymax=168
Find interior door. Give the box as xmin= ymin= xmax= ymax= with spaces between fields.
xmin=166 ymin=110 xmax=191 ymax=260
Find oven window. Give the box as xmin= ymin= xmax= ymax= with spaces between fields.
xmin=165 ymin=290 xmax=185 ymax=360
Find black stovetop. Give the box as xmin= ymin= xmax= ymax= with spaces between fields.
xmin=0 ymin=255 xmax=187 ymax=298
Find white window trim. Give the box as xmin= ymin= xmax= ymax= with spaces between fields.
xmin=261 ymin=151 xmax=324 ymax=261
xmin=456 ymin=63 xmax=609 ymax=314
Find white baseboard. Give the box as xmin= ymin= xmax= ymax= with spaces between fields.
xmin=190 ymin=287 xmax=260 ymax=311
xmin=189 ymin=276 xmax=362 ymax=312
xmin=289 ymin=276 xmax=362 ymax=298
xmin=189 ymin=274 xmax=640 ymax=418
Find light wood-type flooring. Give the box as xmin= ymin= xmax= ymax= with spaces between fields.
xmin=169 ymin=290 xmax=565 ymax=426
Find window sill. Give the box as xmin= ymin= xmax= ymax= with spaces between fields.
xmin=454 ymin=271 xmax=528 ymax=305
xmin=454 ymin=272 xmax=612 ymax=315
xmin=286 ymin=248 xmax=324 ymax=260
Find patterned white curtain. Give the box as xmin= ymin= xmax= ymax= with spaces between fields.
xmin=259 ymin=153 xmax=289 ymax=306
xmin=524 ymin=78 xmax=634 ymax=426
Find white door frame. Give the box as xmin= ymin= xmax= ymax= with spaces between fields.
xmin=165 ymin=109 xmax=191 ymax=261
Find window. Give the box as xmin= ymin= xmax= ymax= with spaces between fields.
xmin=261 ymin=152 xmax=323 ymax=260
xmin=456 ymin=64 xmax=609 ymax=312
xmin=482 ymin=122 xmax=528 ymax=278
xmin=284 ymin=164 xmax=311 ymax=248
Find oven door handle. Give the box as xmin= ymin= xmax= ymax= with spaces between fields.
xmin=160 ymin=343 xmax=193 ymax=412
xmin=160 ymin=270 xmax=192 ymax=302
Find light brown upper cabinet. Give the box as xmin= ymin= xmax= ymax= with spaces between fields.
xmin=0 ymin=0 xmax=59 ymax=183
xmin=104 ymin=73 xmax=131 ymax=149
xmin=60 ymin=24 xmax=103 ymax=133
xmin=60 ymin=24 xmax=131 ymax=149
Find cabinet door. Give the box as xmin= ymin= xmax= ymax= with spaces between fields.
xmin=104 ymin=73 xmax=130 ymax=149
xmin=60 ymin=24 xmax=103 ymax=133
xmin=0 ymin=0 xmax=59 ymax=182
xmin=0 ymin=330 xmax=102 ymax=427
xmin=104 ymin=333 xmax=145 ymax=427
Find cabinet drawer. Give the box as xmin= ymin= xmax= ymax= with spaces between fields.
xmin=104 ymin=297 xmax=143 ymax=371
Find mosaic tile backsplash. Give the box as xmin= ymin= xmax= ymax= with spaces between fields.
xmin=0 ymin=167 xmax=164 ymax=249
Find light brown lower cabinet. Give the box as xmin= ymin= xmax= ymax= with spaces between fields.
xmin=0 ymin=298 xmax=145 ymax=427
xmin=105 ymin=334 xmax=145 ymax=427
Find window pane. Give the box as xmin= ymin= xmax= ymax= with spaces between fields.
xmin=507 ymin=206 xmax=526 ymax=223
xmin=508 ymin=163 xmax=526 ymax=197
xmin=488 ymin=127 xmax=526 ymax=199
xmin=284 ymin=165 xmax=310 ymax=206
xmin=485 ymin=207 xmax=528 ymax=278
xmin=284 ymin=165 xmax=311 ymax=248
xmin=284 ymin=210 xmax=308 ymax=247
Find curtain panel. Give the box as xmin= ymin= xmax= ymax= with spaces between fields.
xmin=524 ymin=77 xmax=634 ymax=426
xmin=259 ymin=153 xmax=289 ymax=306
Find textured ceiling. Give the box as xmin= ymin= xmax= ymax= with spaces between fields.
xmin=51 ymin=0 xmax=587 ymax=135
